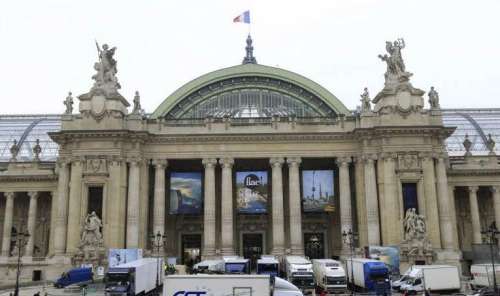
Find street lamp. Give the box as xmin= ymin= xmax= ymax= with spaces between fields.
xmin=150 ymin=231 xmax=166 ymax=292
xmin=13 ymin=228 xmax=30 ymax=296
xmin=481 ymin=224 xmax=500 ymax=295
xmin=342 ymin=229 xmax=358 ymax=296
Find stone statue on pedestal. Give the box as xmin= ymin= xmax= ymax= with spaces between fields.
xmin=400 ymin=208 xmax=433 ymax=266
xmin=10 ymin=140 xmax=19 ymax=162
xmin=486 ymin=134 xmax=496 ymax=155
xmin=33 ymin=139 xmax=42 ymax=162
xmin=463 ymin=134 xmax=472 ymax=156
xmin=360 ymin=87 xmax=372 ymax=112
xmin=428 ymin=87 xmax=440 ymax=109
xmin=132 ymin=91 xmax=143 ymax=115
xmin=63 ymin=92 xmax=74 ymax=114
xmin=72 ymin=211 xmax=106 ymax=267
xmin=378 ymin=39 xmax=412 ymax=84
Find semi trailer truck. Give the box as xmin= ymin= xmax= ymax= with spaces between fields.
xmin=312 ymin=259 xmax=347 ymax=293
xmin=345 ymin=258 xmax=390 ymax=294
xmin=105 ymin=258 xmax=163 ymax=296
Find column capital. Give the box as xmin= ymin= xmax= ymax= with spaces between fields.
xmin=152 ymin=159 xmax=168 ymax=169
xmin=362 ymin=154 xmax=377 ymax=164
xmin=270 ymin=157 xmax=285 ymax=167
xmin=71 ymin=156 xmax=85 ymax=165
xmin=57 ymin=158 xmax=70 ymax=168
xmin=286 ymin=157 xmax=302 ymax=167
xmin=27 ymin=191 xmax=39 ymax=199
xmin=127 ymin=157 xmax=142 ymax=167
xmin=336 ymin=156 xmax=352 ymax=166
xmin=491 ymin=186 xmax=500 ymax=193
xmin=219 ymin=157 xmax=234 ymax=168
xmin=468 ymin=186 xmax=479 ymax=193
xmin=379 ymin=152 xmax=397 ymax=161
xmin=4 ymin=192 xmax=15 ymax=199
xmin=202 ymin=158 xmax=218 ymax=168
xmin=109 ymin=156 xmax=124 ymax=166
xmin=419 ymin=151 xmax=435 ymax=161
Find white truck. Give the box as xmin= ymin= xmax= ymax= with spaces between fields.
xmin=258 ymin=255 xmax=280 ymax=276
xmin=163 ymin=274 xmax=303 ymax=296
xmin=400 ymin=265 xmax=461 ymax=294
xmin=223 ymin=256 xmax=250 ymax=274
xmin=283 ymin=256 xmax=315 ymax=293
xmin=105 ymin=257 xmax=163 ymax=296
xmin=345 ymin=258 xmax=390 ymax=294
xmin=471 ymin=264 xmax=500 ymax=290
xmin=312 ymin=259 xmax=347 ymax=294
xmin=193 ymin=259 xmax=225 ymax=274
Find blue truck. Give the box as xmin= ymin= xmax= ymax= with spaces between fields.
xmin=345 ymin=258 xmax=391 ymax=294
xmin=54 ymin=267 xmax=93 ymax=288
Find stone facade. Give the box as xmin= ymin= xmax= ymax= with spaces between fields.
xmin=0 ymin=39 xmax=499 ymax=284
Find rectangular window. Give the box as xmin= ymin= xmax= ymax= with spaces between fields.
xmin=88 ymin=186 xmax=103 ymax=218
xmin=402 ymin=183 xmax=418 ymax=214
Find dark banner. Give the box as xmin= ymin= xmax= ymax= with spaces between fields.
xmin=302 ymin=170 xmax=335 ymax=212
xmin=169 ymin=172 xmax=203 ymax=214
xmin=236 ymin=171 xmax=268 ymax=214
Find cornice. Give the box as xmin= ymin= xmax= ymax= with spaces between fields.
xmin=0 ymin=174 xmax=58 ymax=182
xmin=447 ymin=169 xmax=500 ymax=177
xmin=48 ymin=130 xmax=150 ymax=144
xmin=353 ymin=125 xmax=456 ymax=139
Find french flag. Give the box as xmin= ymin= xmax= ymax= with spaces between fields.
xmin=233 ymin=10 xmax=250 ymax=24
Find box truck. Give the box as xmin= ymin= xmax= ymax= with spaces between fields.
xmin=312 ymin=259 xmax=347 ymax=293
xmin=223 ymin=256 xmax=250 ymax=274
xmin=193 ymin=259 xmax=224 ymax=274
xmin=163 ymin=274 xmax=303 ymax=296
xmin=257 ymin=255 xmax=280 ymax=276
xmin=282 ymin=256 xmax=315 ymax=293
xmin=105 ymin=258 xmax=163 ymax=296
xmin=471 ymin=264 xmax=500 ymax=290
xmin=345 ymin=258 xmax=390 ymax=294
xmin=400 ymin=265 xmax=460 ymax=294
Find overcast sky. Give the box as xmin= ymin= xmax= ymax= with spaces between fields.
xmin=1 ymin=0 xmax=499 ymax=115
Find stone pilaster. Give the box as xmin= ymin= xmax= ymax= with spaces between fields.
xmin=448 ymin=185 xmax=460 ymax=249
xmin=354 ymin=157 xmax=368 ymax=247
xmin=220 ymin=157 xmax=235 ymax=255
xmin=287 ymin=157 xmax=303 ymax=255
xmin=421 ymin=155 xmax=441 ymax=248
xmin=54 ymin=160 xmax=70 ymax=255
xmin=66 ymin=159 xmax=83 ymax=253
xmin=152 ymin=159 xmax=167 ymax=238
xmin=382 ymin=153 xmax=401 ymax=245
xmin=363 ymin=155 xmax=380 ymax=245
xmin=468 ymin=186 xmax=482 ymax=244
xmin=337 ymin=157 xmax=353 ymax=252
xmin=126 ymin=158 xmax=141 ymax=248
xmin=493 ymin=186 xmax=500 ymax=240
xmin=25 ymin=191 xmax=39 ymax=257
xmin=270 ymin=157 xmax=285 ymax=255
xmin=202 ymin=158 xmax=217 ymax=258
xmin=435 ymin=156 xmax=455 ymax=249
xmin=138 ymin=160 xmax=150 ymax=250
xmin=1 ymin=192 xmax=15 ymax=257
xmin=48 ymin=191 xmax=57 ymax=255
xmin=106 ymin=157 xmax=126 ymax=249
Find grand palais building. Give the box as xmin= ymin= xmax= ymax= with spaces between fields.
xmin=0 ymin=36 xmax=499 ymax=283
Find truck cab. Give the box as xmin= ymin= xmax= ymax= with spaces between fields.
xmin=312 ymin=259 xmax=347 ymax=294
xmin=284 ymin=256 xmax=315 ymax=293
xmin=257 ymin=255 xmax=280 ymax=276
xmin=223 ymin=256 xmax=251 ymax=274
xmin=193 ymin=259 xmax=225 ymax=274
xmin=54 ymin=267 xmax=93 ymax=288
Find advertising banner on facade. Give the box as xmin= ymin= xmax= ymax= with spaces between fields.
xmin=236 ymin=171 xmax=268 ymax=214
xmin=301 ymin=170 xmax=335 ymax=212
xmin=108 ymin=248 xmax=143 ymax=267
xmin=170 ymin=172 xmax=203 ymax=214
xmin=368 ymin=245 xmax=400 ymax=275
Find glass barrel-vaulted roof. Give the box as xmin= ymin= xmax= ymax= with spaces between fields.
xmin=442 ymin=109 xmax=500 ymax=156
xmin=0 ymin=115 xmax=61 ymax=162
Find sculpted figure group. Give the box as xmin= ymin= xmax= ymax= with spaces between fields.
xmin=403 ymin=208 xmax=427 ymax=241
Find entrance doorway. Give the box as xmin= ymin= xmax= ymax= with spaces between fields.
xmin=181 ymin=234 xmax=201 ymax=271
xmin=304 ymin=233 xmax=325 ymax=259
xmin=242 ymin=233 xmax=263 ymax=270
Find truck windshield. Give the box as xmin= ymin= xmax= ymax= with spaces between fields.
xmin=327 ymin=276 xmax=346 ymax=285
xmin=370 ymin=273 xmax=388 ymax=282
xmin=225 ymin=263 xmax=247 ymax=274
xmin=291 ymin=277 xmax=314 ymax=288
xmin=258 ymin=263 xmax=278 ymax=273
xmin=106 ymin=273 xmax=130 ymax=285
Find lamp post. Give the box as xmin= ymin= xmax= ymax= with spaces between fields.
xmin=481 ymin=225 xmax=500 ymax=295
xmin=342 ymin=229 xmax=358 ymax=296
xmin=150 ymin=231 xmax=166 ymax=293
xmin=13 ymin=227 xmax=30 ymax=296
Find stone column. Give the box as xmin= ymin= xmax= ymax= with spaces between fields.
xmin=138 ymin=160 xmax=150 ymax=250
xmin=48 ymin=191 xmax=57 ymax=255
xmin=354 ymin=157 xmax=368 ymax=247
xmin=126 ymin=159 xmax=141 ymax=248
xmin=152 ymin=159 xmax=167 ymax=237
xmin=287 ymin=157 xmax=303 ymax=255
xmin=364 ymin=155 xmax=380 ymax=245
xmin=468 ymin=186 xmax=482 ymax=244
xmin=338 ymin=157 xmax=353 ymax=252
xmin=54 ymin=160 xmax=70 ymax=255
xmin=448 ymin=185 xmax=460 ymax=249
xmin=220 ymin=157 xmax=235 ymax=255
xmin=421 ymin=155 xmax=442 ymax=248
xmin=202 ymin=158 xmax=217 ymax=258
xmin=25 ymin=191 xmax=39 ymax=257
xmin=106 ymin=157 xmax=127 ymax=249
xmin=435 ymin=156 xmax=455 ymax=249
xmin=493 ymin=186 xmax=500 ymax=238
xmin=66 ymin=159 xmax=83 ymax=253
xmin=1 ymin=192 xmax=15 ymax=257
xmin=270 ymin=157 xmax=285 ymax=255
xmin=381 ymin=154 xmax=401 ymax=245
